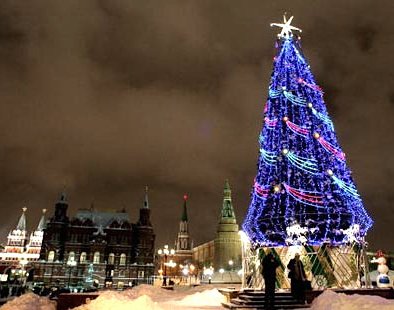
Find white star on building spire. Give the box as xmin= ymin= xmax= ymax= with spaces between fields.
xmin=270 ymin=15 xmax=302 ymax=38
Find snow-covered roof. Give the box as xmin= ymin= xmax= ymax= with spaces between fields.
xmin=74 ymin=209 xmax=130 ymax=228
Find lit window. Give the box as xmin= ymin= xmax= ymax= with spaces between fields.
xmin=119 ymin=253 xmax=126 ymax=266
xmin=108 ymin=253 xmax=115 ymax=264
xmin=80 ymin=252 xmax=87 ymax=263
xmin=48 ymin=251 xmax=55 ymax=262
xmin=68 ymin=251 xmax=75 ymax=262
xmin=93 ymin=252 xmax=100 ymax=264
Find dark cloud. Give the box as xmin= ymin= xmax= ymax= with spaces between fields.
xmin=0 ymin=0 xmax=393 ymax=251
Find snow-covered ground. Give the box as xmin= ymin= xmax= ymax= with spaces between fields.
xmin=0 ymin=285 xmax=229 ymax=310
xmin=311 ymin=290 xmax=394 ymax=310
xmin=1 ymin=285 xmax=394 ymax=310
xmin=0 ymin=293 xmax=55 ymax=310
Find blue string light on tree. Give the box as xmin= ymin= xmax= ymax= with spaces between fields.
xmin=242 ymin=15 xmax=373 ymax=247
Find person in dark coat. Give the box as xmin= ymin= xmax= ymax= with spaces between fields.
xmin=287 ymin=253 xmax=307 ymax=303
xmin=262 ymin=250 xmax=280 ymax=309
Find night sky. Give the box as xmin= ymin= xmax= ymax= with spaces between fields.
xmin=0 ymin=1 xmax=393 ymax=251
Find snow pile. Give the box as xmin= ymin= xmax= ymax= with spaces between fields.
xmin=161 ymin=289 xmax=226 ymax=309
xmin=120 ymin=284 xmax=178 ymax=300
xmin=169 ymin=288 xmax=226 ymax=307
xmin=72 ymin=285 xmax=225 ymax=310
xmin=0 ymin=293 xmax=55 ymax=310
xmin=72 ymin=287 xmax=164 ymax=310
xmin=74 ymin=293 xmax=163 ymax=310
xmin=311 ymin=290 xmax=394 ymax=310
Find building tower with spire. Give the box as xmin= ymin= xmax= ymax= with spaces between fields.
xmin=133 ymin=186 xmax=155 ymax=267
xmin=26 ymin=209 xmax=47 ymax=256
xmin=40 ymin=191 xmax=70 ymax=261
xmin=213 ymin=180 xmax=242 ymax=269
xmin=4 ymin=207 xmax=28 ymax=255
xmin=0 ymin=207 xmax=47 ymax=262
xmin=175 ymin=195 xmax=192 ymax=252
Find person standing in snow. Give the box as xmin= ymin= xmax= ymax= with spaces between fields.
xmin=262 ymin=249 xmax=280 ymax=309
xmin=287 ymin=253 xmax=307 ymax=303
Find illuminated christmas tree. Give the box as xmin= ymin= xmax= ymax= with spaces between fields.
xmin=242 ymin=16 xmax=373 ymax=247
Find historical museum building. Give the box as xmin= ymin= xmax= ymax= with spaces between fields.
xmin=34 ymin=188 xmax=155 ymax=289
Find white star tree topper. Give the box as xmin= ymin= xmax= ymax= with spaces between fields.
xmin=270 ymin=15 xmax=302 ymax=38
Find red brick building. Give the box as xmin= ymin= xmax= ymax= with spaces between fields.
xmin=34 ymin=188 xmax=155 ymax=289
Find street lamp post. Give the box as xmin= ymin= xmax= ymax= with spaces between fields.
xmin=67 ymin=260 xmax=77 ymax=290
xmin=228 ymin=260 xmax=234 ymax=281
xmin=181 ymin=263 xmax=195 ymax=285
xmin=157 ymin=245 xmax=175 ymax=286
xmin=219 ymin=268 xmax=225 ymax=281
xmin=189 ymin=264 xmax=195 ymax=284
xmin=165 ymin=260 xmax=176 ymax=285
xmin=228 ymin=260 xmax=234 ymax=271
xmin=182 ymin=265 xmax=189 ymax=284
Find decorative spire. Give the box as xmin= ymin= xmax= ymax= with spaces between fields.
xmin=16 ymin=207 xmax=27 ymax=231
xmin=138 ymin=186 xmax=152 ymax=226
xmin=220 ymin=180 xmax=236 ymax=222
xmin=224 ymin=179 xmax=231 ymax=200
xmin=36 ymin=209 xmax=47 ymax=231
xmin=270 ymin=14 xmax=302 ymax=39
xmin=58 ymin=191 xmax=68 ymax=204
xmin=176 ymin=194 xmax=191 ymax=251
xmin=143 ymin=186 xmax=149 ymax=209
xmin=181 ymin=194 xmax=188 ymax=222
